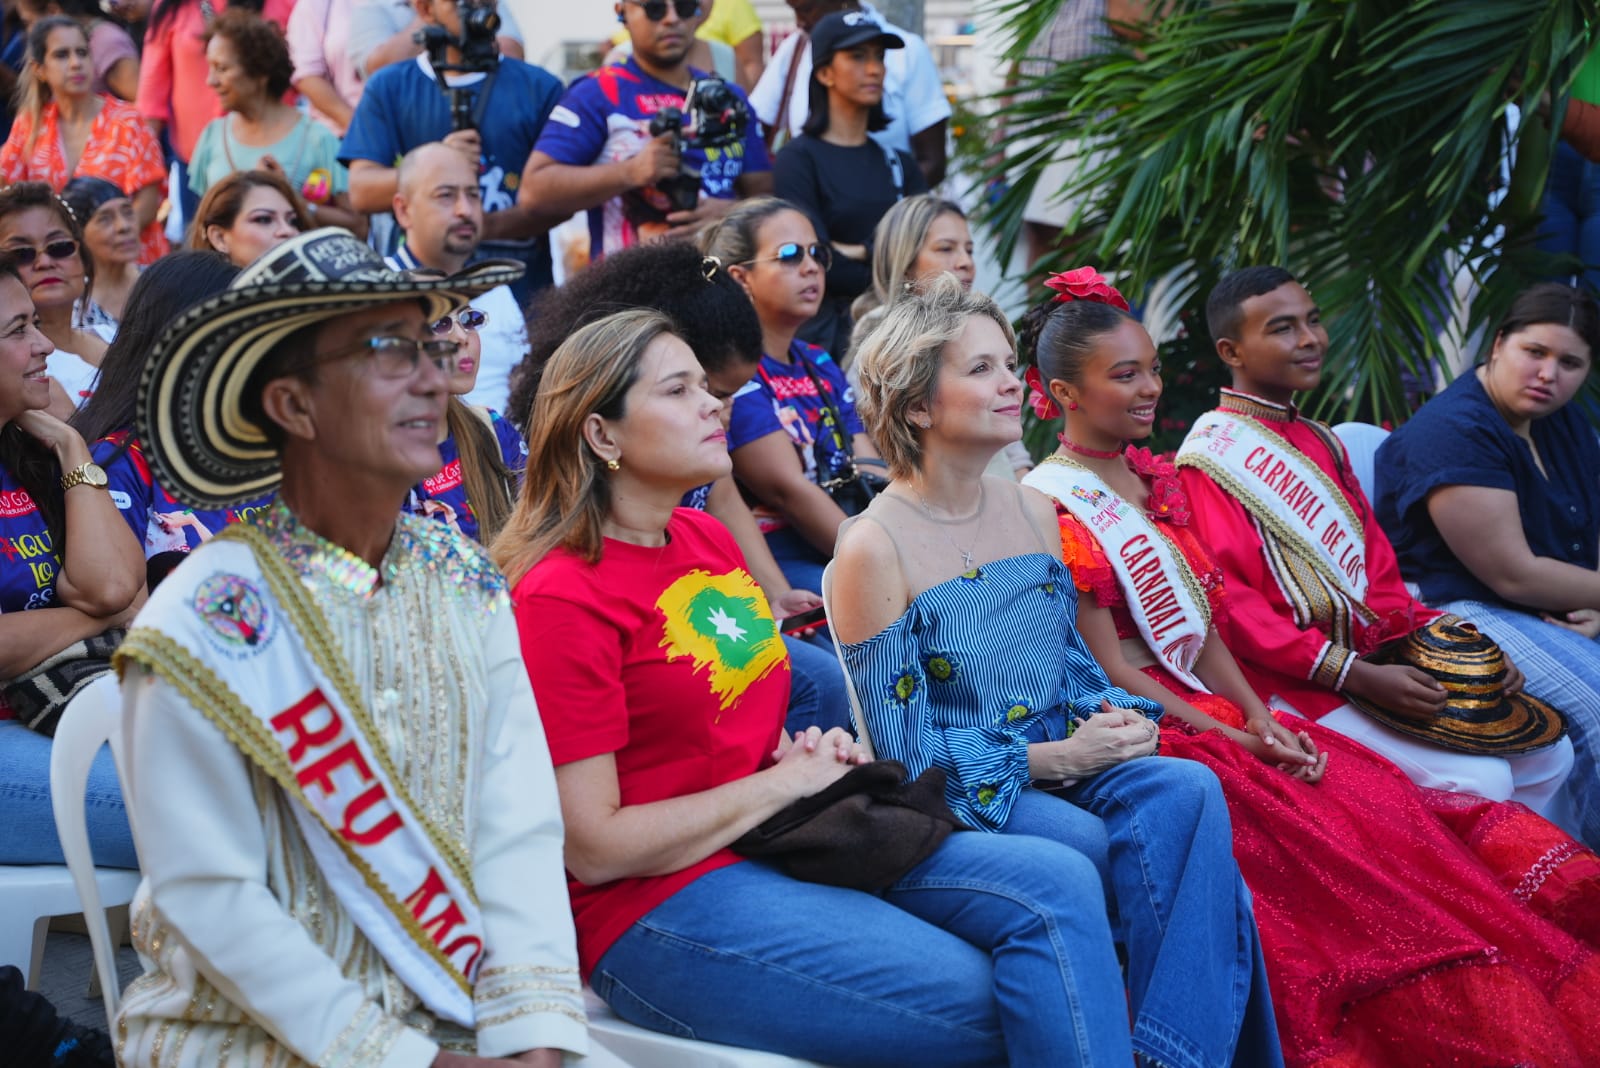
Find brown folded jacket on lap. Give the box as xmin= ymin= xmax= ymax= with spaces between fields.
xmin=732 ymin=760 xmax=968 ymax=891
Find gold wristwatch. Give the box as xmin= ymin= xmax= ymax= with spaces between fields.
xmin=60 ymin=461 xmax=109 ymax=492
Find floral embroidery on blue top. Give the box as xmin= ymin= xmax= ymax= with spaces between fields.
xmin=970 ymin=783 xmax=1001 ymax=808
xmin=958 ymin=567 xmax=984 ymax=583
xmin=924 ymin=650 xmax=961 ymax=683
xmin=1038 ymin=581 xmax=1057 ymax=596
xmin=838 ymin=553 xmax=1163 ymax=832
xmin=1001 ymin=698 xmax=1033 ymax=725
xmin=887 ymin=667 xmax=922 ymax=706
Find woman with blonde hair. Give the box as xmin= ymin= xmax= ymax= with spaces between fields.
xmin=830 ymin=274 xmax=1283 ymax=1068
xmin=406 ymin=297 xmax=523 ymax=545
xmin=848 ymin=193 xmax=1029 ymax=477
xmin=494 ymin=307 xmax=1139 ymax=1067
xmin=849 ymin=193 xmax=974 ymax=330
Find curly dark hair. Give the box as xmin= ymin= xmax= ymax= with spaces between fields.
xmin=506 ymin=242 xmax=763 ymax=433
xmin=205 ymin=7 xmax=294 ymax=100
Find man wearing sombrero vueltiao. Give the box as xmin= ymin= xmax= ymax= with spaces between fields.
xmin=1176 ymin=266 xmax=1582 ymax=835
xmin=108 ymin=229 xmax=603 ymax=1067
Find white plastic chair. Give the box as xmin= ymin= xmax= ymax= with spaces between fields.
xmin=584 ymin=989 xmax=828 ymax=1067
xmin=47 ymin=674 xmax=140 ymax=1014
xmin=820 ymin=561 xmax=875 ymax=759
xmin=1333 ymin=421 xmax=1426 ymax=599
xmin=1331 ymin=421 xmax=1390 ymax=505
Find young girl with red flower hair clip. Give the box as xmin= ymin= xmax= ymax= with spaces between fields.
xmin=1020 ymin=268 xmax=1600 ymax=1068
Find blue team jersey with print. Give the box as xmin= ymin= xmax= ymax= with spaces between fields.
xmin=727 ymin=341 xmax=863 ymax=531
xmin=406 ymin=408 xmax=527 ymax=544
xmin=94 ymin=432 xmax=273 ymax=558
xmin=0 ymin=468 xmax=63 ymax=615
xmin=534 ymin=58 xmax=770 ymax=260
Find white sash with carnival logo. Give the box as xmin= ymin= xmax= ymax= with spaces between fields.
xmin=1176 ymin=411 xmax=1370 ymax=607
xmin=1024 ymin=459 xmax=1212 ymax=692
xmin=115 ymin=527 xmax=483 ymax=1027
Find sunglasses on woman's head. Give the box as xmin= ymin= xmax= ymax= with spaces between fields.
xmin=629 ymin=0 xmax=700 ymax=20
xmin=3 ymin=239 xmax=79 ymax=265
xmin=743 ymin=242 xmax=832 ymax=271
xmin=428 ymin=308 xmax=489 ymax=335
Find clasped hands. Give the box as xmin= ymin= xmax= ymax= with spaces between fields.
xmin=772 ymin=724 xmax=872 ymax=796
xmin=1035 ymin=700 xmax=1159 ymax=784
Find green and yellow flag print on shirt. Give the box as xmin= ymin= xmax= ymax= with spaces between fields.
xmin=657 ymin=568 xmax=786 ymax=711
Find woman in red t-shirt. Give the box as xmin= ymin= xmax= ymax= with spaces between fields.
xmin=494 ymin=308 xmax=1137 ymax=1067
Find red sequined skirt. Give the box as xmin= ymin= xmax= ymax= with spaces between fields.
xmin=1148 ymin=667 xmax=1600 ymax=1067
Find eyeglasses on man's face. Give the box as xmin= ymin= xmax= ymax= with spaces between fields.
xmin=315 ymin=335 xmax=462 ymax=378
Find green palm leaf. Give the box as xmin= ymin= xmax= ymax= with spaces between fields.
xmin=970 ymin=0 xmax=1598 ymax=433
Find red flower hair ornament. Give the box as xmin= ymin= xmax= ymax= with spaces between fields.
xmin=1044 ymin=266 xmax=1131 ymax=312
xmin=1025 ymin=267 xmax=1131 ymax=419
xmin=1024 ymin=365 xmax=1060 ymax=418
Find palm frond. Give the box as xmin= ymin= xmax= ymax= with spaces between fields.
xmin=966 ymin=0 xmax=1600 ymax=428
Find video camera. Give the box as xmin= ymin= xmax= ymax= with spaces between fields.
xmin=416 ymin=0 xmax=500 ymax=132
xmin=646 ymin=74 xmax=751 ymax=213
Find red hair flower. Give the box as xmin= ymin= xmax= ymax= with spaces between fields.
xmin=1024 ymin=365 xmax=1061 ymax=418
xmin=1044 ymin=266 xmax=1131 ymax=312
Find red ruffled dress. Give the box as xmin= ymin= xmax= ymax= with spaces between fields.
xmin=1056 ymin=448 xmax=1600 ymax=1068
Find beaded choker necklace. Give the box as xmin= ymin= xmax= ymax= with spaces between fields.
xmin=1056 ymin=435 xmax=1125 ymax=460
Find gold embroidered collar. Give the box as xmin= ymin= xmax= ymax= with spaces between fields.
xmin=1218 ymin=388 xmax=1298 ymax=423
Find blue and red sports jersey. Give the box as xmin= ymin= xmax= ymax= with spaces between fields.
xmin=94 ymin=432 xmax=273 ymax=558
xmin=407 ymin=408 xmax=527 ymax=544
xmin=534 ymin=58 xmax=770 ymax=261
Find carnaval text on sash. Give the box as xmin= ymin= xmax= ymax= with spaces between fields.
xmin=1176 ymin=412 xmax=1370 ymax=606
xmin=1024 ymin=460 xmax=1212 ymax=691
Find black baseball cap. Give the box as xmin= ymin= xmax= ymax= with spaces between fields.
xmin=809 ymin=9 xmax=904 ymax=67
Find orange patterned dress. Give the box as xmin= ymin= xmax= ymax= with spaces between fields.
xmin=1 ymin=96 xmax=170 ymax=264
xmin=1056 ymin=447 xmax=1600 ymax=1068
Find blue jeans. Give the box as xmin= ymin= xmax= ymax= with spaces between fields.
xmin=782 ymin=634 xmax=854 ymax=735
xmin=764 ymin=525 xmax=830 ymax=598
xmin=0 ymin=720 xmax=137 ymax=868
xmin=1445 ymin=597 xmax=1600 ymax=849
xmin=1012 ymin=716 xmax=1282 ymax=1068
xmin=1537 ymin=141 xmax=1600 ymax=293
xmin=595 ymin=833 xmax=1134 ymax=1067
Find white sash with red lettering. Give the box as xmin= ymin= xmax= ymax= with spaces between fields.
xmin=1024 ymin=458 xmax=1211 ymax=692
xmin=118 ymin=527 xmax=483 ymax=1027
xmin=1176 ymin=410 xmax=1370 ymax=606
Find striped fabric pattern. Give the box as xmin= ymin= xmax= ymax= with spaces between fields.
xmin=840 ymin=552 xmax=1162 ymax=831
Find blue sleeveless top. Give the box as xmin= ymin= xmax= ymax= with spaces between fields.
xmin=840 ymin=552 xmax=1162 ymax=831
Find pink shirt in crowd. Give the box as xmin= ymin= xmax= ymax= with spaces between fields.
xmin=287 ymin=0 xmax=363 ymax=133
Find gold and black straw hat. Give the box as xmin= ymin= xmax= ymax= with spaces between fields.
xmin=1345 ymin=617 xmax=1568 ymax=755
xmin=136 ymin=228 xmax=523 ymax=509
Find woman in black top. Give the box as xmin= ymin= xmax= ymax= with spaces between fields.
xmin=774 ymin=10 xmax=926 ymax=359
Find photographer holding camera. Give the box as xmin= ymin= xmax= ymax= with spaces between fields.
xmin=339 ymin=0 xmax=564 ymax=303
xmin=520 ymin=0 xmax=773 ymax=262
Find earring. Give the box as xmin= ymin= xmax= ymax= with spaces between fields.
xmin=1067 ymin=401 xmax=1079 ymax=411
xmin=606 ymin=457 xmax=621 ymax=471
